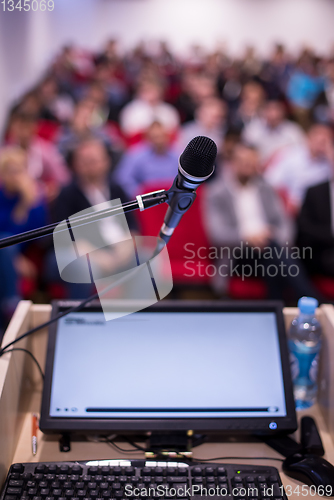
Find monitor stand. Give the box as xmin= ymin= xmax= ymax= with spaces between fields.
xmin=145 ymin=432 xmax=205 ymax=459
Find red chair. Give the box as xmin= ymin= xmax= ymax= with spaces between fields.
xmin=313 ymin=276 xmax=334 ymax=300
xmin=136 ymin=182 xmax=211 ymax=285
xmin=37 ymin=120 xmax=60 ymax=142
xmin=228 ymin=276 xmax=268 ymax=300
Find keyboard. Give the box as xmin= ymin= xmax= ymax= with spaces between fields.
xmin=0 ymin=460 xmax=287 ymax=500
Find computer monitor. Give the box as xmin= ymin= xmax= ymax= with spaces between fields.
xmin=40 ymin=300 xmax=297 ymax=436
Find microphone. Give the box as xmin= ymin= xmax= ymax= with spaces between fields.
xmin=159 ymin=136 xmax=217 ymax=244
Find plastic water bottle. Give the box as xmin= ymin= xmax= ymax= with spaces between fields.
xmin=288 ymin=297 xmax=322 ymax=410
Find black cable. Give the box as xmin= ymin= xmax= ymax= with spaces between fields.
xmin=3 ymin=347 xmax=45 ymax=380
xmin=107 ymin=436 xmax=284 ymax=463
xmin=0 ymin=290 xmax=100 ymax=356
xmin=105 ymin=440 xmax=144 ymax=454
xmin=120 ymin=435 xmax=147 ymax=452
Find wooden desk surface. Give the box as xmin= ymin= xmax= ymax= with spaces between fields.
xmin=2 ymin=303 xmax=334 ymax=500
xmin=11 ymin=393 xmax=334 ymax=499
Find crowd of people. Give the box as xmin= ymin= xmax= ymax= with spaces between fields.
xmin=1 ymin=39 xmax=334 ymax=328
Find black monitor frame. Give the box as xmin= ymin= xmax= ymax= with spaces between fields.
xmin=40 ymin=300 xmax=297 ymax=436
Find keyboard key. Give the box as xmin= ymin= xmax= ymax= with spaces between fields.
xmin=12 ymin=464 xmax=24 ymax=473
xmin=6 ymin=488 xmax=22 ymax=495
xmin=191 ymin=468 xmax=202 ymax=476
xmin=88 ymin=467 xmax=99 ymax=475
xmin=205 ymin=468 xmax=214 ymax=475
xmin=89 ymin=491 xmax=99 ymax=498
xmin=52 ymin=489 xmax=62 ymax=497
xmin=8 ymin=480 xmax=23 ymax=487
xmin=272 ymin=483 xmax=281 ymax=496
xmin=59 ymin=466 xmax=70 ymax=473
xmin=72 ymin=466 xmax=82 ymax=474
xmin=47 ymin=465 xmax=58 ymax=473
xmin=233 ymin=476 xmax=243 ymax=483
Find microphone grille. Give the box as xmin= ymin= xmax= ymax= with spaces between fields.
xmin=179 ymin=136 xmax=217 ymax=178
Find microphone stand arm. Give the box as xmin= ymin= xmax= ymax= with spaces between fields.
xmin=0 ymin=189 xmax=169 ymax=250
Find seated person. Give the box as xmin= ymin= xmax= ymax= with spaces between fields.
xmin=229 ymin=81 xmax=265 ymax=131
xmin=0 ymin=147 xmax=47 ymax=330
xmin=242 ymin=98 xmax=305 ymax=166
xmin=5 ymin=109 xmax=71 ymax=200
xmin=297 ymin=179 xmax=334 ymax=278
xmin=177 ymin=97 xmax=227 ymax=154
xmin=48 ymin=137 xmax=138 ymax=298
xmin=114 ymin=121 xmax=179 ymax=198
xmin=203 ymin=143 xmax=319 ymax=300
xmin=119 ymin=78 xmax=180 ymax=141
xmin=57 ymin=98 xmax=123 ymax=166
xmin=265 ymin=123 xmax=334 ymax=213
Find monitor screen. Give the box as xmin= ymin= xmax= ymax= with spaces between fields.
xmin=40 ymin=301 xmax=297 ymax=435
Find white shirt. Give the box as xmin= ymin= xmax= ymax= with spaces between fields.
xmin=232 ymin=180 xmax=268 ymax=239
xmin=120 ymin=99 xmax=180 ymax=135
xmin=265 ymin=144 xmax=333 ymax=206
xmin=177 ymin=121 xmax=225 ymax=154
xmin=242 ymin=119 xmax=305 ymax=164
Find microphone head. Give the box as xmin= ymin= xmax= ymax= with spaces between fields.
xmin=179 ymin=136 xmax=217 ymax=181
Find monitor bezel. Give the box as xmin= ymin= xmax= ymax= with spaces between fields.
xmin=40 ymin=300 xmax=297 ymax=436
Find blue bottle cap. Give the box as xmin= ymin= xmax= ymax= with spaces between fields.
xmin=298 ymin=296 xmax=318 ymax=315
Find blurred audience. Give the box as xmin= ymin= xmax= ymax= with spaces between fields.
xmin=0 ymin=147 xmax=47 ymax=329
xmin=230 ymin=81 xmax=265 ymax=131
xmin=297 ymin=178 xmax=334 ymax=278
xmin=51 ymin=138 xmax=135 ymax=226
xmin=204 ymin=143 xmax=319 ymax=300
xmin=2 ymin=39 xmax=334 ymax=305
xmin=287 ymin=51 xmax=324 ymax=129
xmin=114 ymin=121 xmax=178 ymax=197
xmin=120 ymin=78 xmax=179 ymax=140
xmin=177 ymin=97 xmax=226 ymax=153
xmin=242 ymin=98 xmax=305 ymax=165
xmin=265 ymin=123 xmax=334 ymax=212
xmin=5 ymin=110 xmax=70 ymax=199
xmin=48 ymin=137 xmax=137 ymax=298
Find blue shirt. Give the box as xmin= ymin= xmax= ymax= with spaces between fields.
xmin=114 ymin=144 xmax=179 ymax=197
xmin=287 ymin=71 xmax=323 ymax=109
xmin=0 ymin=189 xmax=47 ymax=237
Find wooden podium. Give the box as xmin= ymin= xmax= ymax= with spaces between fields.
xmin=1 ymin=301 xmax=334 ymax=500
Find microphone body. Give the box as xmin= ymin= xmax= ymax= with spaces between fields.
xmin=159 ymin=136 xmax=217 ymax=244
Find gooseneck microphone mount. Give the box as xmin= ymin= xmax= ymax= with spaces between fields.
xmin=0 ymin=136 xmax=217 ymax=251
